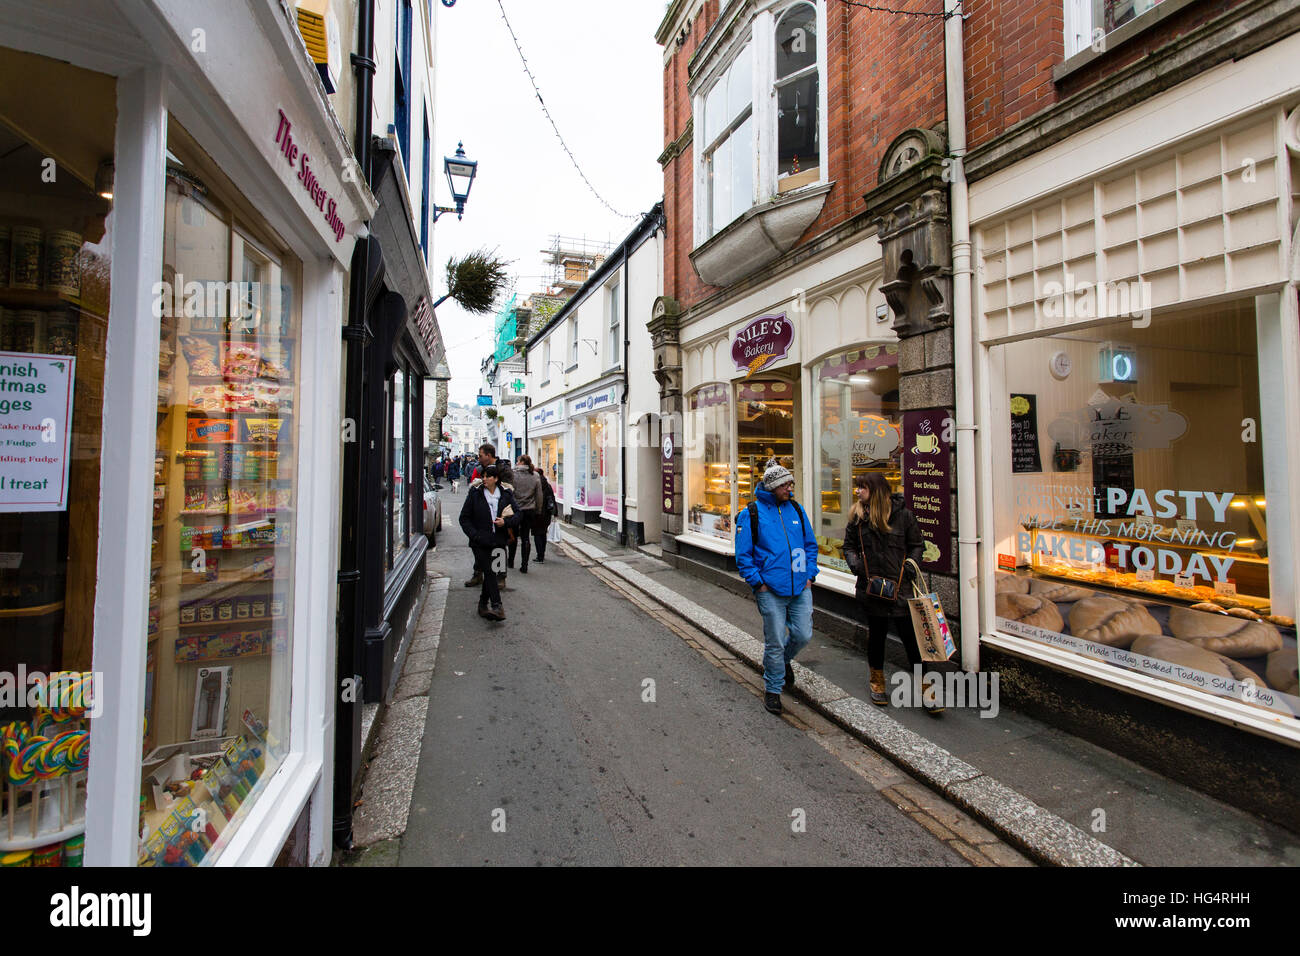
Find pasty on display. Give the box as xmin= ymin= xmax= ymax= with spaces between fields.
xmin=1167 ymin=606 xmax=1283 ymax=658
xmin=1068 ymin=595 xmax=1163 ymax=648
xmin=1029 ymin=579 xmax=1094 ymax=603
xmin=995 ymin=592 xmax=1064 ymax=632
xmin=1265 ymin=649 xmax=1299 ymax=695
xmin=1131 ymin=634 xmax=1258 ymax=684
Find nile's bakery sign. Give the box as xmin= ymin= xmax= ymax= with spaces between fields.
xmin=732 ymin=314 xmax=794 ymax=376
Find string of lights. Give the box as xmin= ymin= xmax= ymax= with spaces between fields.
xmin=495 ymin=0 xmax=639 ymax=220
xmin=834 ymin=0 xmax=957 ymax=19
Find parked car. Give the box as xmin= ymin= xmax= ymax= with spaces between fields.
xmin=423 ymin=475 xmax=442 ymax=542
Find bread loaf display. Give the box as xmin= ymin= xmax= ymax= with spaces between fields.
xmin=1131 ymin=634 xmax=1257 ymax=683
xmin=995 ymin=573 xmax=1030 ymax=594
xmin=1168 ymin=606 xmax=1282 ymax=658
xmin=995 ymin=592 xmax=1064 ymax=632
xmin=1068 ymin=595 xmax=1162 ymax=648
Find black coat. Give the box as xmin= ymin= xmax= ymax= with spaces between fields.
xmin=840 ymin=493 xmax=924 ymax=616
xmin=459 ymin=484 xmax=521 ymax=550
xmin=535 ymin=474 xmax=557 ymax=528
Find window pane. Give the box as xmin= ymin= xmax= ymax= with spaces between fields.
xmin=775 ymin=3 xmax=817 ymax=80
xmin=737 ymin=379 xmax=795 ymax=503
xmin=777 ymin=72 xmax=819 ymax=184
xmin=1095 ymin=0 xmax=1163 ymax=33
xmin=812 ymin=348 xmax=903 ymax=572
xmin=392 ymin=368 xmax=407 ymax=564
xmin=140 ymin=119 xmax=299 ymax=865
xmin=704 ymin=75 xmax=726 ymax=147
xmin=687 ymin=386 xmax=731 ymax=540
xmin=726 ymin=44 xmax=752 ymax=127
xmin=0 ymin=47 xmax=115 ymax=868
xmin=730 ymin=115 xmax=753 ymax=224
xmin=710 ymin=135 xmax=731 ymax=235
xmin=991 ymin=304 xmax=1296 ymax=719
xmin=601 ymin=410 xmax=619 ymax=519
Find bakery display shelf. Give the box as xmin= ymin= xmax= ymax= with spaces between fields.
xmin=1032 ymin=565 xmax=1272 ymax=613
xmin=0 ymin=600 xmax=65 ymax=619
xmin=178 ymin=615 xmax=285 ymax=630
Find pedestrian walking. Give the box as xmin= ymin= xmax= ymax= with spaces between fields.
xmin=458 ymin=464 xmax=519 ymax=621
xmin=734 ymin=461 xmax=818 ymax=716
xmin=464 ymin=443 xmax=514 ymax=590
xmin=509 ymin=455 xmax=542 ymax=573
xmin=838 ymin=472 xmax=939 ymax=713
xmin=533 ymin=467 xmax=557 ymax=563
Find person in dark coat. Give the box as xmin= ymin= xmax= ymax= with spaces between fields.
xmin=464 ymin=443 xmax=515 ymax=589
xmin=458 ymin=464 xmax=519 ymax=620
xmin=533 ymin=467 xmax=557 ymax=563
xmin=839 ymin=472 xmax=939 ymax=713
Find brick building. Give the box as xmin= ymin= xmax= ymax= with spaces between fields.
xmin=651 ymin=0 xmax=1300 ymax=827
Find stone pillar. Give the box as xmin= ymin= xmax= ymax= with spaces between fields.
xmin=864 ymin=128 xmax=963 ymax=631
xmin=648 ymin=295 xmax=684 ymax=536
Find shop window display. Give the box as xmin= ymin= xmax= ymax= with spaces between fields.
xmin=390 ymin=368 xmax=407 ymax=569
xmin=811 ymin=347 xmax=901 ymax=572
xmin=600 ymin=410 xmax=619 ymax=518
xmin=586 ymin=417 xmax=604 ymax=511
xmin=534 ymin=436 xmax=562 ymax=502
xmin=137 ymin=120 xmax=299 ymax=866
xmin=736 ymin=378 xmax=795 ymax=499
xmin=0 ymin=48 xmax=115 ymax=867
xmin=991 ymin=304 xmax=1298 ymax=719
xmin=686 ymin=385 xmax=732 ymax=539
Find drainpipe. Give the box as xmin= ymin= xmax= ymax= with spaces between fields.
xmin=620 ymin=240 xmax=630 ymax=546
xmin=334 ymin=0 xmax=376 ymax=850
xmin=945 ymin=0 xmax=979 ymax=672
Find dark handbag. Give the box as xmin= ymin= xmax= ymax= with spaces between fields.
xmin=857 ymin=524 xmax=904 ymax=603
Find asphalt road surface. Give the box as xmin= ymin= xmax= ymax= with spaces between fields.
xmin=400 ymin=484 xmax=964 ymax=866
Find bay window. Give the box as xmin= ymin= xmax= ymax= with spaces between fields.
xmin=695 ymin=2 xmax=825 ymax=243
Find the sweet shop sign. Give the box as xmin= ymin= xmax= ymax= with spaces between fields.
xmin=274 ymin=109 xmax=346 ymax=242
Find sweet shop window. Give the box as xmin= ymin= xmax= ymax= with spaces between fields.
xmin=137 ymin=119 xmax=299 ymax=866
xmin=990 ymin=303 xmax=1297 ymax=719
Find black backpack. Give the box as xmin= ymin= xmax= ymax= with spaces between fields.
xmin=737 ymin=499 xmax=807 ymax=557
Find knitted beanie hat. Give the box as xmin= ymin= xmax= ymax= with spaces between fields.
xmin=762 ymin=462 xmax=794 ymax=491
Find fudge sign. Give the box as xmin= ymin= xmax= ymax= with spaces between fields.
xmin=732 ymin=314 xmax=794 ymax=376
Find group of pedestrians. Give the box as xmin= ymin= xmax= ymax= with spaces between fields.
xmin=457 ymin=443 xmax=558 ymax=622
xmin=735 ymin=462 xmax=942 ymax=717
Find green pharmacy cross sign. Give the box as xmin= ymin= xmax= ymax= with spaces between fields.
xmin=509 ymin=379 xmax=525 ymax=393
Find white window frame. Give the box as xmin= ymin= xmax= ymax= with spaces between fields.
xmin=606 ymin=277 xmax=621 ymax=369
xmin=692 ymin=1 xmax=828 ymax=248
xmin=541 ymin=337 xmax=551 ymax=382
xmin=570 ymin=316 xmax=579 ymax=367
xmin=1063 ymin=0 xmax=1172 ymax=59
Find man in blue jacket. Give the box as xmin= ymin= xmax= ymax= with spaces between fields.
xmin=735 ymin=462 xmax=818 ymax=715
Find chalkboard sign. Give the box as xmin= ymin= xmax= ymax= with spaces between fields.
xmin=1010 ymin=393 xmax=1042 ymax=473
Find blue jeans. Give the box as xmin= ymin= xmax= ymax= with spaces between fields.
xmin=756 ymin=586 xmax=813 ymax=694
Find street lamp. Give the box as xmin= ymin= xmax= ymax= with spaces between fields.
xmin=433 ymin=142 xmax=478 ymax=222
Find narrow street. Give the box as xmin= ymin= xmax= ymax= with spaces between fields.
xmin=399 ymin=486 xmax=970 ymax=866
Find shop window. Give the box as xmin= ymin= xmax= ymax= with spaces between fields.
xmin=574 ymin=416 xmax=589 ymax=507
xmin=137 ymin=119 xmax=300 ymax=866
xmin=991 ymin=304 xmax=1297 ymax=720
xmin=390 ymin=367 xmax=408 ymax=569
xmin=0 ymin=47 xmax=115 ymax=868
xmin=1065 ymin=0 xmax=1167 ymax=58
xmin=535 ymin=435 xmax=562 ymax=502
xmin=737 ymin=379 xmax=795 ymax=502
xmin=601 ymin=410 xmax=619 ymax=519
xmin=585 ymin=417 xmax=604 ymax=511
xmin=812 ymin=347 xmax=902 ymax=572
xmin=696 ymin=2 xmax=824 ymax=242
xmin=686 ymin=385 xmax=733 ymax=539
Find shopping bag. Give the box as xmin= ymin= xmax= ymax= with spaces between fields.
xmin=546 ymin=521 xmax=562 ymax=544
xmin=905 ymin=559 xmax=956 ymax=662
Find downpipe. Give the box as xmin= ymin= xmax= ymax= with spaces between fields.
xmin=945 ymin=0 xmax=981 ymax=672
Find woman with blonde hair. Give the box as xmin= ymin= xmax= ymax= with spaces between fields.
xmin=839 ymin=472 xmax=939 ymax=713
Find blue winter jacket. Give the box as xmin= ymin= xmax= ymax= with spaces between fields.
xmin=734 ymin=486 xmax=819 ymax=597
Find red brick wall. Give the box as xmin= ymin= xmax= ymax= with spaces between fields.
xmin=660 ymin=0 xmax=1254 ymax=313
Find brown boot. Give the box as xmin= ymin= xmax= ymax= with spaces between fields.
xmin=869 ymin=669 xmax=887 ymax=706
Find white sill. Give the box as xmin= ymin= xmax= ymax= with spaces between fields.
xmin=813 ymin=566 xmax=857 ymax=598
xmin=1053 ymin=0 xmax=1201 ymax=82
xmin=210 ymin=751 xmax=321 ymax=866
xmin=676 ymin=530 xmax=734 ymax=554
xmin=980 ymin=629 xmax=1300 ymax=746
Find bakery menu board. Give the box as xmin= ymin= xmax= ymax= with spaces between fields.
xmin=1010 ymin=393 xmax=1042 ymax=474
xmin=0 ymin=351 xmax=75 ymax=512
xmin=903 ymin=409 xmax=952 ymax=573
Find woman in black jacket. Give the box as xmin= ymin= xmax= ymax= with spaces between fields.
xmin=532 ymin=464 xmax=557 ymax=563
xmin=458 ymin=464 xmax=521 ymax=621
xmin=840 ymin=472 xmax=940 ymax=714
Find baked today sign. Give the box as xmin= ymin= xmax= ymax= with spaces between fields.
xmin=732 ymin=314 xmax=794 ymax=377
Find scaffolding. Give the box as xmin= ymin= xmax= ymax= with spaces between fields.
xmin=541 ymin=234 xmax=614 ymax=294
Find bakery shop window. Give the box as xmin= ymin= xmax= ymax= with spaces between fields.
xmin=138 ymin=118 xmax=299 ymax=866
xmin=991 ymin=303 xmax=1297 ymax=719
xmin=686 ymin=384 xmax=732 ymax=540
xmin=0 ymin=47 xmax=115 ymax=867
xmin=811 ymin=346 xmax=901 ymax=573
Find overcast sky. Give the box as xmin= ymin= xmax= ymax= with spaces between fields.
xmin=433 ymin=0 xmax=666 ymax=408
